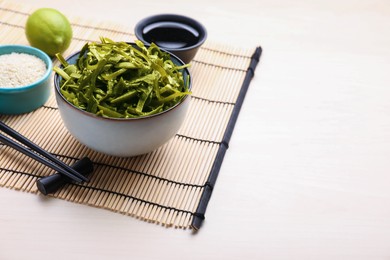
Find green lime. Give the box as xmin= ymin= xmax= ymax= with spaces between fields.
xmin=25 ymin=8 xmax=73 ymax=56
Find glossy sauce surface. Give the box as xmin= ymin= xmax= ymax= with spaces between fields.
xmin=142 ymin=21 xmax=200 ymax=49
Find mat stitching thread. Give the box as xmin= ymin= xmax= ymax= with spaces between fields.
xmin=0 ymin=166 xmax=200 ymax=216
xmin=0 ymin=167 xmax=38 ymax=179
xmin=193 ymin=60 xmax=247 ymax=72
xmin=0 ymin=20 xmax=23 ymax=29
xmin=201 ymin=47 xmax=252 ymax=59
xmin=190 ymin=96 xmax=236 ymax=105
xmin=0 ymin=144 xmax=208 ymax=188
xmin=71 ymin=182 xmax=196 ymax=216
xmin=92 ymin=161 xmax=205 ymax=188
xmin=0 ymin=6 xmax=28 ymax=15
xmin=175 ymin=134 xmax=222 ymax=145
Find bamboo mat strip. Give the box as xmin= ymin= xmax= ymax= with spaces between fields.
xmin=0 ymin=0 xmax=262 ymax=229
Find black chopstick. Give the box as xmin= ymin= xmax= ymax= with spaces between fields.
xmin=0 ymin=133 xmax=84 ymax=183
xmin=0 ymin=121 xmax=88 ymax=183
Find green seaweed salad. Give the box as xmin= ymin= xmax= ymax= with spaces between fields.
xmin=54 ymin=37 xmax=191 ymax=118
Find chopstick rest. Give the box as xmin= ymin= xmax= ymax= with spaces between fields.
xmin=36 ymin=157 xmax=94 ymax=195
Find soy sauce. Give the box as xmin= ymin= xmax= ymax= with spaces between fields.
xmin=142 ymin=21 xmax=200 ymax=49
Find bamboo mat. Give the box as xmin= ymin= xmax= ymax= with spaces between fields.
xmin=0 ymin=0 xmax=262 ymax=229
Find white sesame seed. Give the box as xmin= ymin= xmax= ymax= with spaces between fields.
xmin=0 ymin=52 xmax=47 ymax=88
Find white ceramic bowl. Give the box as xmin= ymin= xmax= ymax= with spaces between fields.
xmin=54 ymin=46 xmax=191 ymax=157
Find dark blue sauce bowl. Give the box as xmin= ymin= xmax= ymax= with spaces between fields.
xmin=135 ymin=14 xmax=207 ymax=64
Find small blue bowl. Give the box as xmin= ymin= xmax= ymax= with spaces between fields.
xmin=0 ymin=45 xmax=52 ymax=115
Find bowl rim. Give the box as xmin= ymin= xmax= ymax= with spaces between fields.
xmin=134 ymin=13 xmax=207 ymax=52
xmin=54 ymin=42 xmax=192 ymax=122
xmin=0 ymin=44 xmax=52 ymax=93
